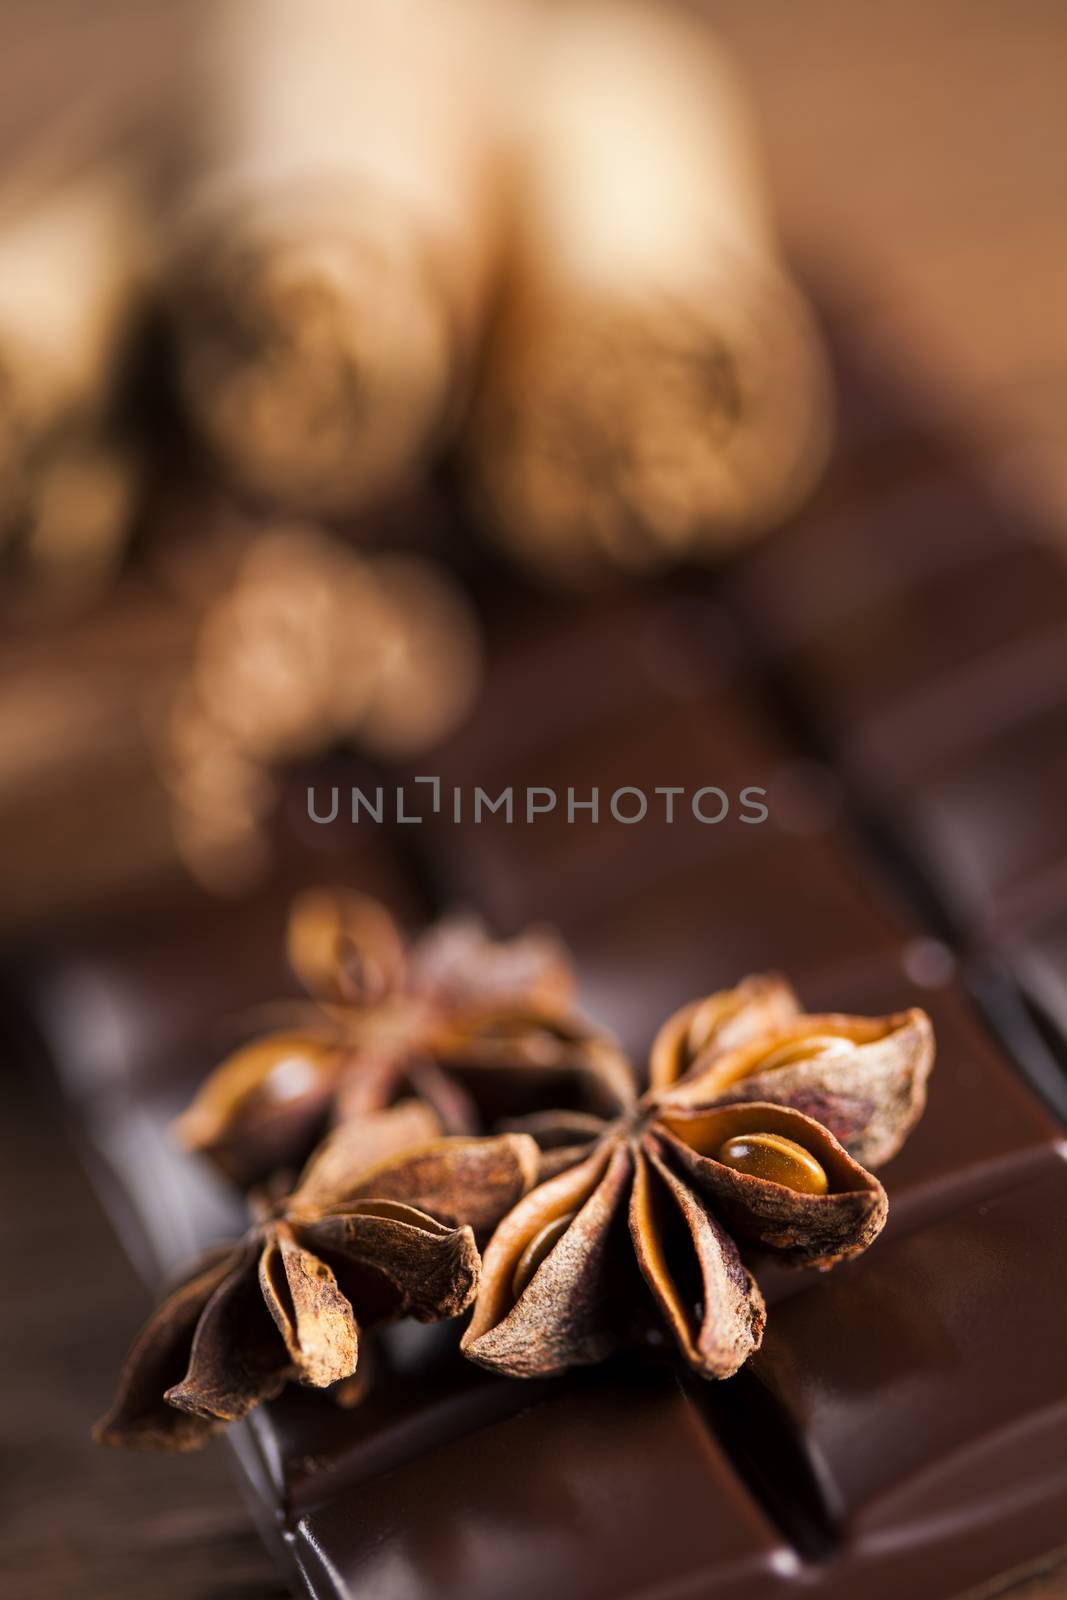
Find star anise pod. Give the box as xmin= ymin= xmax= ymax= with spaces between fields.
xmin=174 ymin=888 xmax=629 ymax=1188
xmin=462 ymin=975 xmax=934 ymax=1382
xmin=95 ymin=1103 xmax=539 ymax=1450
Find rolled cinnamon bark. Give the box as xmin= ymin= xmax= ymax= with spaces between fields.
xmin=0 ymin=163 xmax=149 ymax=560
xmin=465 ymin=0 xmax=834 ymax=586
xmin=170 ymin=0 xmax=510 ymax=515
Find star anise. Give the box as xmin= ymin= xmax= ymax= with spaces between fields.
xmin=462 ymin=974 xmax=934 ymax=1382
xmin=95 ymin=1103 xmax=539 ymax=1450
xmin=174 ymin=888 xmax=630 ymax=1187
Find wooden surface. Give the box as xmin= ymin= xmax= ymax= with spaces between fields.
xmin=708 ymin=0 xmax=1067 ymax=529
xmin=2 ymin=3 xmax=1066 ymax=1598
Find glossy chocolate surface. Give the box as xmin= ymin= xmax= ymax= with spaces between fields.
xmin=294 ymin=1370 xmax=789 ymax=1600
xmin=726 ymin=445 xmax=1067 ymax=939
xmin=897 ymin=694 xmax=1067 ymax=932
xmin=806 ymin=546 xmax=1067 ymax=770
xmin=725 ymin=476 xmax=1017 ymax=673
xmin=19 ymin=329 xmax=1067 ymax=1600
xmin=748 ymin=1165 xmax=1067 ymax=1528
xmin=1001 ymin=908 xmax=1067 ymax=1042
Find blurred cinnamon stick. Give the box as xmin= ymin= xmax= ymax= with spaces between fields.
xmin=466 ymin=0 xmax=834 ymax=586
xmin=0 ymin=161 xmax=153 ymax=605
xmin=168 ymin=0 xmax=510 ymax=515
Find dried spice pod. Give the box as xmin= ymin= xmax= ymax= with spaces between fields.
xmin=463 ymin=974 xmax=933 ymax=1383
xmin=661 ymin=1005 xmax=935 ymax=1169
xmin=95 ymin=1108 xmax=539 ymax=1451
xmin=172 ymin=1042 xmax=433 ymax=1192
xmin=463 ymin=1143 xmax=635 ymax=1378
xmin=465 ymin=0 xmax=832 ymax=586
xmin=631 ymin=1146 xmax=767 ymax=1379
xmin=175 ymin=889 xmax=626 ymax=1188
xmin=648 ymin=973 xmax=801 ymax=1091
xmin=287 ymin=888 xmax=407 ymax=1007
xmin=169 ymin=0 xmax=511 ymax=513
xmin=652 ymin=1103 xmax=887 ymax=1269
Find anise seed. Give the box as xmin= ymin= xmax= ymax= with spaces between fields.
xmin=716 ymin=1132 xmax=829 ymax=1195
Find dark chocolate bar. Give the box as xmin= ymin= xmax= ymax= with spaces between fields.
xmin=893 ymin=692 xmax=1067 ymax=933
xmin=18 ymin=326 xmax=1067 ymax=1600
xmin=724 ymin=455 xmax=1067 ymax=941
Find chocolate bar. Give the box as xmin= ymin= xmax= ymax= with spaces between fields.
xmin=18 ymin=327 xmax=1067 ymax=1599
xmin=724 ymin=456 xmax=1067 ymax=940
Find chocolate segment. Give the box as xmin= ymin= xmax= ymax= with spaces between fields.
xmin=737 ymin=1168 xmax=1067 ymax=1579
xmin=562 ymin=837 xmax=915 ymax=1059
xmin=724 ymin=459 xmax=1067 ymax=941
xmin=1000 ymin=908 xmax=1067 ymax=1048
xmin=894 ymin=694 xmax=1067 ymax=932
xmin=403 ymin=588 xmax=921 ymax=1052
xmin=724 ymin=476 xmax=1016 ymax=680
xmin=293 ymin=1370 xmax=788 ymax=1600
xmin=743 ymin=507 xmax=1067 ymax=745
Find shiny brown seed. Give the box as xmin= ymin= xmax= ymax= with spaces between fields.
xmin=511 ymin=1212 xmax=575 ymax=1303
xmin=716 ymin=1132 xmax=829 ymax=1195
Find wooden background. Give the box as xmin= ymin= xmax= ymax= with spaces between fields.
xmin=2 ymin=3 xmax=1065 ymax=1596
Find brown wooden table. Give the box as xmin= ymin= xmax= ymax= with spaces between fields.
xmin=2 ymin=3 xmax=1066 ymax=1596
